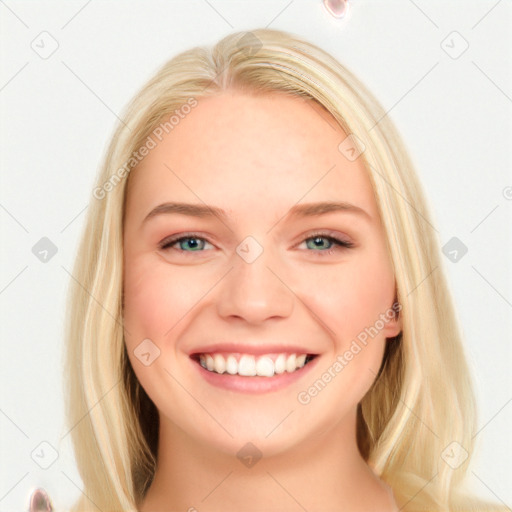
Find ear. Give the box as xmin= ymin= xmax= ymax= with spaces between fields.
xmin=382 ymin=298 xmax=402 ymax=339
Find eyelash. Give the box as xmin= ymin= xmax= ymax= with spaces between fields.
xmin=158 ymin=231 xmax=354 ymax=257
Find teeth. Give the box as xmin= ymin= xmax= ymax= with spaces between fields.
xmin=226 ymin=355 xmax=238 ymax=375
xmin=239 ymin=355 xmax=257 ymax=376
xmin=198 ymin=353 xmax=310 ymax=377
xmin=296 ymin=354 xmax=306 ymax=367
xmin=214 ymin=353 xmax=226 ymax=374
xmin=285 ymin=354 xmax=296 ymax=372
xmin=274 ymin=354 xmax=286 ymax=374
xmin=256 ymin=356 xmax=274 ymax=377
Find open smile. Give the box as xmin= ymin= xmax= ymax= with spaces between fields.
xmin=189 ymin=351 xmax=320 ymax=393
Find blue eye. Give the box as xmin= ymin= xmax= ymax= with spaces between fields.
xmin=159 ymin=235 xmax=211 ymax=252
xmin=303 ymin=234 xmax=354 ymax=254
xmin=158 ymin=232 xmax=354 ymax=256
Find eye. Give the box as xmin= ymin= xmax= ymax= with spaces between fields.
xmin=299 ymin=232 xmax=354 ymax=256
xmin=158 ymin=231 xmax=354 ymax=257
xmin=159 ymin=233 xmax=214 ymax=253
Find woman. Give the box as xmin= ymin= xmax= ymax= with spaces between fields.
xmin=51 ymin=28 xmax=507 ymax=511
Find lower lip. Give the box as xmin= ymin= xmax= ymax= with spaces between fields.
xmin=191 ymin=356 xmax=320 ymax=394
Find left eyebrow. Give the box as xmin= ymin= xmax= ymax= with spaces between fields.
xmin=142 ymin=200 xmax=372 ymax=225
xmin=287 ymin=201 xmax=372 ymax=222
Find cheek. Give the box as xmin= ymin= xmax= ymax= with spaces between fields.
xmin=122 ymin=255 xmax=213 ymax=410
xmin=123 ymin=255 xmax=202 ymax=347
xmin=302 ymin=244 xmax=395 ymax=345
xmin=296 ymin=249 xmax=394 ymax=411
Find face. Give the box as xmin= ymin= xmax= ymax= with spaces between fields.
xmin=122 ymin=90 xmax=401 ymax=458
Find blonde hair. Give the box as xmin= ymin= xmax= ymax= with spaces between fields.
xmin=63 ymin=28 xmax=506 ymax=511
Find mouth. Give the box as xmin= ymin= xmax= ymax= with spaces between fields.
xmin=190 ymin=352 xmax=319 ymax=377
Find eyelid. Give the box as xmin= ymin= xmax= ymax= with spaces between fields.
xmin=298 ymin=229 xmax=354 ymax=246
xmin=158 ymin=232 xmax=354 ymax=250
xmin=158 ymin=232 xmax=214 ymax=252
xmin=294 ymin=231 xmax=355 ymax=257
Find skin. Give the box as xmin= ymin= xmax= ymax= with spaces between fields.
xmin=123 ymin=89 xmax=402 ymax=512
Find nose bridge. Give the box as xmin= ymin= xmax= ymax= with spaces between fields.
xmin=216 ymin=237 xmax=294 ymax=323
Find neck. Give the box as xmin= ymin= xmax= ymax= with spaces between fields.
xmin=139 ymin=411 xmax=397 ymax=512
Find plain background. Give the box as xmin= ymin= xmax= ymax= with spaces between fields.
xmin=1 ymin=1 xmax=511 ymax=510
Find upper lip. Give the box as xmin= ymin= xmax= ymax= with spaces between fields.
xmin=188 ymin=342 xmax=319 ymax=357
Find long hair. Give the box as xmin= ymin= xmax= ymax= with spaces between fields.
xmin=63 ymin=28 xmax=505 ymax=511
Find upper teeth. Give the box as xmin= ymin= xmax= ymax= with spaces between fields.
xmin=199 ymin=353 xmax=308 ymax=377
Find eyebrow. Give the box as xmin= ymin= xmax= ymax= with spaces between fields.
xmin=142 ymin=200 xmax=372 ymax=224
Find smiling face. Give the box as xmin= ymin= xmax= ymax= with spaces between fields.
xmin=122 ymin=89 xmax=401 ymax=459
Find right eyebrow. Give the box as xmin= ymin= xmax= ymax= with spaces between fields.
xmin=143 ymin=202 xmax=229 ymax=224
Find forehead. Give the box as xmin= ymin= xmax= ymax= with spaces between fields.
xmin=126 ymin=90 xmax=377 ymax=220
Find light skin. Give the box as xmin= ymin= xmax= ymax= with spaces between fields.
xmin=123 ymin=89 xmax=402 ymax=512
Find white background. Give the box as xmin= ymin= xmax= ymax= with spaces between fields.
xmin=1 ymin=1 xmax=511 ymax=510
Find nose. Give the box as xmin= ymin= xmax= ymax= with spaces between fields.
xmin=216 ymin=244 xmax=294 ymax=324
